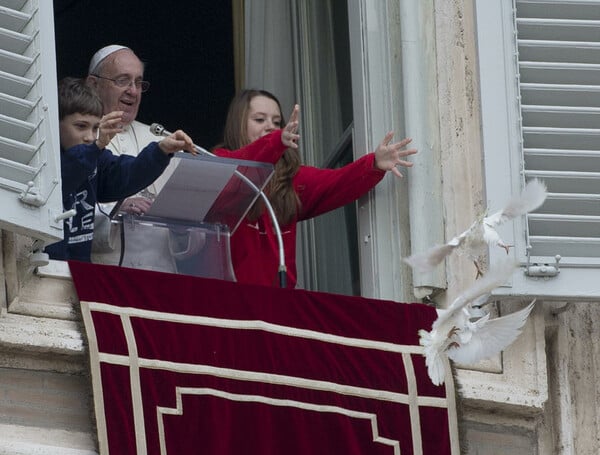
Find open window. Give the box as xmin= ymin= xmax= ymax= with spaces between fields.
xmin=293 ymin=0 xmax=359 ymax=295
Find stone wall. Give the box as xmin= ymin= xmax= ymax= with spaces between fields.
xmin=0 ymin=234 xmax=97 ymax=454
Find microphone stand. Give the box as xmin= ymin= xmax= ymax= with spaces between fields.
xmin=151 ymin=124 xmax=287 ymax=288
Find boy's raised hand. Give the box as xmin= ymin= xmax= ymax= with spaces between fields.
xmin=96 ymin=111 xmax=124 ymax=149
xmin=158 ymin=130 xmax=197 ymax=155
xmin=282 ymin=104 xmax=300 ymax=149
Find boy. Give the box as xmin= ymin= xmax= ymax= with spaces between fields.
xmin=45 ymin=77 xmax=196 ymax=262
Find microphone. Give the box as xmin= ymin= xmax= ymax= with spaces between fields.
xmin=149 ymin=122 xmax=167 ymax=137
xmin=151 ymin=123 xmax=216 ymax=157
xmin=150 ymin=123 xmax=288 ymax=287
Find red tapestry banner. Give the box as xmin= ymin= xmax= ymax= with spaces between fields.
xmin=69 ymin=261 xmax=460 ymax=455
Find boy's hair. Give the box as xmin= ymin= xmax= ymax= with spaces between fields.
xmin=58 ymin=77 xmax=103 ymax=120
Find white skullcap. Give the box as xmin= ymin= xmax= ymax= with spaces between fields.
xmin=88 ymin=45 xmax=130 ymax=74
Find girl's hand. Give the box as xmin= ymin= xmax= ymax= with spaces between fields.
xmin=282 ymin=104 xmax=300 ymax=149
xmin=374 ymin=132 xmax=417 ymax=178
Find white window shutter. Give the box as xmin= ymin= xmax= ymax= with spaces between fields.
xmin=475 ymin=0 xmax=600 ymax=299
xmin=0 ymin=0 xmax=63 ymax=244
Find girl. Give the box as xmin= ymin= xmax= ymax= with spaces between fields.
xmin=213 ymin=89 xmax=416 ymax=288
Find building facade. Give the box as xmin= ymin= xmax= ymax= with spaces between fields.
xmin=1 ymin=0 xmax=599 ymax=453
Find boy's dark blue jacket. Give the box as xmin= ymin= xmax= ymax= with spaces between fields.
xmin=45 ymin=141 xmax=171 ymax=262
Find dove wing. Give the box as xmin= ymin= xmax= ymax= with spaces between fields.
xmin=470 ymin=293 xmax=491 ymax=309
xmin=403 ymin=222 xmax=476 ymax=272
xmin=403 ymin=243 xmax=457 ymax=272
xmin=487 ymin=179 xmax=548 ymax=227
xmin=434 ymin=259 xmax=517 ymax=330
xmin=447 ymin=300 xmax=536 ymax=365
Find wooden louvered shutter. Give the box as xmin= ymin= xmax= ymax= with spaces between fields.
xmin=0 ymin=0 xmax=63 ymax=244
xmin=475 ymin=0 xmax=600 ymax=299
xmin=517 ymin=0 xmax=600 ymax=261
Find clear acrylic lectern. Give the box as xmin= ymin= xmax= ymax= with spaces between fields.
xmin=115 ymin=153 xmax=274 ymax=280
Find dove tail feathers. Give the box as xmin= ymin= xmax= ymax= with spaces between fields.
xmin=419 ymin=329 xmax=447 ymax=386
xmin=418 ymin=329 xmax=432 ymax=347
xmin=504 ymin=179 xmax=548 ymax=218
xmin=520 ymin=179 xmax=548 ymax=212
xmin=425 ymin=350 xmax=447 ymax=386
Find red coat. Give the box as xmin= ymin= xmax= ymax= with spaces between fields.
xmin=213 ymin=129 xmax=385 ymax=288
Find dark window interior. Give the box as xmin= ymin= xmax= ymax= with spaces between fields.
xmin=53 ymin=0 xmax=235 ymax=149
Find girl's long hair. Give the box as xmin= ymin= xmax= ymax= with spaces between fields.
xmin=218 ymin=89 xmax=301 ymax=226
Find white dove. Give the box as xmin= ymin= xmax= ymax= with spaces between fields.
xmin=419 ymin=259 xmax=532 ymax=386
xmin=447 ymin=299 xmax=535 ymax=366
xmin=404 ymin=179 xmax=548 ymax=277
